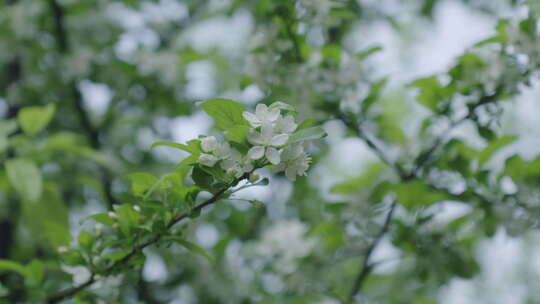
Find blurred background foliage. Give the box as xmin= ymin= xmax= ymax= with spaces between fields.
xmin=2 ymin=0 xmax=540 ymax=303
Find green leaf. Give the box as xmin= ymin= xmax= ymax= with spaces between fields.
xmin=60 ymin=250 xmax=85 ymax=266
xmin=17 ymin=104 xmax=56 ymax=136
xmin=331 ymin=163 xmax=384 ymax=194
xmin=268 ymin=101 xmax=296 ymax=113
xmin=102 ymin=249 xmax=131 ymax=263
xmin=0 ymin=283 xmax=8 ymax=297
xmin=356 ymin=45 xmax=382 ymax=60
xmin=409 ymin=76 xmax=451 ymax=112
xmin=25 ymin=260 xmax=44 ymax=284
xmin=172 ymin=238 xmax=213 ymax=262
xmin=0 ymin=259 xmax=43 ymax=284
xmin=151 ymin=141 xmax=194 ymax=153
xmin=128 ymin=173 xmax=158 ymax=197
xmin=224 ymin=125 xmax=250 ymax=144
xmin=362 ymin=79 xmax=387 ymax=113
xmin=297 ymin=118 xmax=316 ymax=130
xmin=0 ymin=260 xmax=28 ymax=278
xmin=200 ymin=98 xmax=249 ymax=130
xmin=191 ymin=166 xmax=214 ymax=189
xmin=116 ymin=204 xmax=140 ymax=234
xmin=78 ymin=231 xmax=95 ymax=251
xmin=288 ymin=126 xmax=327 ymax=144
xmin=44 ymin=221 xmax=71 ymax=247
xmin=477 ymin=136 xmax=517 ymax=166
xmin=503 ymin=155 xmax=540 ymax=181
xmin=0 ymin=119 xmax=18 ymax=135
xmin=392 ymin=181 xmax=448 ymax=209
xmin=89 ymin=213 xmax=115 ymax=227
xmin=5 ymin=158 xmax=43 ymax=202
xmin=322 ymin=44 xmax=342 ymax=63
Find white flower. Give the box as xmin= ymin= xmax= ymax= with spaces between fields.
xmin=242 ymin=104 xmax=280 ymax=127
xmin=201 ymin=136 xmax=218 ymax=152
xmin=61 ymin=265 xmax=92 ymax=285
xmin=247 ymin=123 xmax=289 ymax=165
xmin=220 ymin=149 xmax=254 ymax=178
xmin=274 ymin=143 xmax=311 ymax=181
xmin=198 ymin=136 xmax=231 ymax=167
xmin=198 ymin=153 xmax=219 ymax=167
xmin=274 ymin=115 xmax=297 ymax=134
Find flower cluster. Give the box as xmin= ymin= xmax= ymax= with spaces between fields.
xmin=196 ymin=102 xmax=315 ymax=181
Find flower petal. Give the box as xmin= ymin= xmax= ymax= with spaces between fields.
xmin=247 ymin=129 xmax=264 ymax=145
xmin=267 ymin=108 xmax=280 ymax=121
xmin=198 ymin=153 xmax=218 ymax=167
xmin=265 ymin=147 xmax=281 ymax=165
xmin=248 ymin=146 xmax=265 ymax=160
xmin=201 ymin=136 xmax=217 ymax=152
xmin=242 ymin=111 xmax=260 ymax=126
xmin=270 ymin=134 xmax=289 ymax=146
xmin=285 ymin=167 xmax=297 ymax=181
xmin=255 ymin=104 xmax=268 ymax=120
xmin=260 ymin=123 xmax=274 ymax=140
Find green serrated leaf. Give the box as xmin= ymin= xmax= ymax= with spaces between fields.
xmin=331 ymin=163 xmax=384 ymax=194
xmin=393 ymin=181 xmax=448 ymax=209
xmin=288 ymin=126 xmax=327 ymax=144
xmin=0 ymin=260 xmax=28 ymax=278
xmin=191 ymin=166 xmax=215 ymax=189
xmin=477 ymin=136 xmax=517 ymax=166
xmin=151 ymin=141 xmax=194 ymax=153
xmin=268 ymin=101 xmax=296 ymax=113
xmin=224 ymin=125 xmax=250 ymax=144
xmin=44 ymin=221 xmax=71 ymax=247
xmin=171 ymin=238 xmax=213 ymax=262
xmin=5 ymin=158 xmax=43 ymax=202
xmin=17 ymin=103 xmax=56 ymax=136
xmin=356 ymin=45 xmax=382 ymax=60
xmin=89 ymin=213 xmax=115 ymax=227
xmin=25 ymin=260 xmax=44 ymax=284
xmin=200 ymin=98 xmax=249 ymax=130
xmin=78 ymin=231 xmax=95 ymax=251
xmin=409 ymin=76 xmax=444 ymax=111
xmin=128 ymin=172 xmax=158 ymax=197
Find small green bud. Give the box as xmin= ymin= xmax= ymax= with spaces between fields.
xmin=249 ymin=200 xmax=265 ymax=208
xmin=249 ymin=173 xmax=260 ymax=183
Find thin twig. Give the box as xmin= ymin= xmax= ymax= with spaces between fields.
xmin=348 ymin=200 xmax=397 ymax=302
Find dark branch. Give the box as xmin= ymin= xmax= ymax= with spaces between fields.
xmin=49 ymin=0 xmax=68 ymax=52
xmin=348 ymin=200 xmax=397 ymax=302
xmin=48 ymin=0 xmax=117 ymax=210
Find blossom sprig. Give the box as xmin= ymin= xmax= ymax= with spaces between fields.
xmin=192 ymin=99 xmax=325 ymax=181
xmin=46 ymin=99 xmax=324 ymax=303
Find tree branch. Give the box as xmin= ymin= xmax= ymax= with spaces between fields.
xmin=48 ymin=0 xmax=117 ymax=210
xmin=348 ymin=200 xmax=397 ymax=302
xmin=46 ymin=180 xmax=241 ymax=304
xmin=342 ymin=89 xmax=504 ymax=300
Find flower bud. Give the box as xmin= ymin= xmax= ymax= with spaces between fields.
xmin=249 ymin=200 xmax=265 ymax=208
xmin=94 ymin=223 xmax=104 ymax=234
xmin=227 ymin=167 xmax=240 ymax=177
xmin=249 ymin=173 xmax=260 ymax=183
xmin=57 ymin=246 xmax=69 ymax=253
xmin=108 ymin=211 xmax=118 ymax=219
xmin=133 ymin=205 xmax=141 ymax=212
